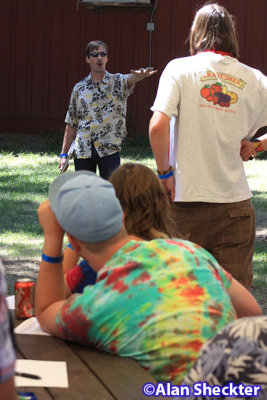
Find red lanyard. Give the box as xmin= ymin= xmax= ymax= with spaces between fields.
xmin=200 ymin=49 xmax=234 ymax=57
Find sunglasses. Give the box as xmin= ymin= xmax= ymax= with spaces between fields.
xmin=90 ymin=51 xmax=107 ymax=58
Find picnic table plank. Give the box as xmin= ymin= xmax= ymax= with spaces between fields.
xmin=72 ymin=343 xmax=173 ymax=400
xmin=72 ymin=343 xmax=154 ymax=400
xmin=16 ymin=334 xmax=115 ymax=400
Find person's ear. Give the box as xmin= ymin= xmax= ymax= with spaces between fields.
xmin=67 ymin=234 xmax=82 ymax=253
xmin=86 ymin=56 xmax=90 ymax=64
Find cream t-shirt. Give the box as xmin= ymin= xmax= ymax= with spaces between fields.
xmin=151 ymin=52 xmax=267 ymax=202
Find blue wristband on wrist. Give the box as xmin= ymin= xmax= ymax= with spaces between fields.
xmin=158 ymin=170 xmax=174 ymax=179
xmin=60 ymin=153 xmax=68 ymax=158
xmin=42 ymin=253 xmax=63 ymax=263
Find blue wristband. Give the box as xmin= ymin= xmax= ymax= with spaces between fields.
xmin=60 ymin=153 xmax=68 ymax=158
xmin=42 ymin=253 xmax=63 ymax=263
xmin=158 ymin=170 xmax=173 ymax=179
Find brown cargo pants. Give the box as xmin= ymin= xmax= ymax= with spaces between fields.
xmin=171 ymin=199 xmax=255 ymax=290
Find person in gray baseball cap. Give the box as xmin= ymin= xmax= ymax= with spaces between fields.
xmin=35 ymin=170 xmax=262 ymax=385
xmin=48 ymin=170 xmax=123 ymax=244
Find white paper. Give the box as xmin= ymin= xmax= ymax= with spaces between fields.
xmin=6 ymin=294 xmax=15 ymax=309
xmin=14 ymin=317 xmax=51 ymax=336
xmin=15 ymin=359 xmax=68 ymax=388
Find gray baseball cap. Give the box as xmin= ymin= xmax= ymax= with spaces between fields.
xmin=48 ymin=171 xmax=123 ymax=243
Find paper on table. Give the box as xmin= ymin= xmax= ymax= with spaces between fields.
xmin=6 ymin=294 xmax=15 ymax=309
xmin=14 ymin=317 xmax=51 ymax=336
xmin=15 ymin=359 xmax=68 ymax=388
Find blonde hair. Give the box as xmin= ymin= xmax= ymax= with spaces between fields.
xmin=189 ymin=3 xmax=239 ymax=58
xmin=109 ymin=163 xmax=177 ymax=240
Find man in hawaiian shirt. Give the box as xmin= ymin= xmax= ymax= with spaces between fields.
xmin=59 ymin=40 xmax=157 ymax=179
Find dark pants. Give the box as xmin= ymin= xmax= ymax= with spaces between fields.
xmin=171 ymin=199 xmax=255 ymax=289
xmin=74 ymin=144 xmax=120 ymax=180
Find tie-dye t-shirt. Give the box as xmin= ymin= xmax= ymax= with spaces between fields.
xmin=56 ymin=239 xmax=236 ymax=384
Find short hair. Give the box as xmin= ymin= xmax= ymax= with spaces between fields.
xmin=80 ymin=226 xmax=127 ymax=254
xmin=109 ymin=163 xmax=178 ymax=240
xmin=85 ymin=40 xmax=108 ymax=57
xmin=189 ymin=3 xmax=239 ymax=58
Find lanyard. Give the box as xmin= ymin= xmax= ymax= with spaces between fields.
xmin=200 ymin=49 xmax=234 ymax=57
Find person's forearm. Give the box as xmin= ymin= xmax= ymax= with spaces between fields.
xmin=149 ymin=111 xmax=171 ymax=171
xmin=35 ymin=200 xmax=69 ymax=337
xmin=35 ymin=237 xmax=65 ymax=318
xmin=127 ymin=73 xmax=144 ymax=88
xmin=228 ymin=278 xmax=263 ymax=318
xmin=63 ymin=246 xmax=79 ymax=274
xmin=60 ymin=124 xmax=76 ymax=154
xmin=35 ymin=238 xmax=67 ymax=336
xmin=127 ymin=67 xmax=157 ymax=89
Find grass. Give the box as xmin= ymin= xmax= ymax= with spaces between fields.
xmin=0 ymin=132 xmax=266 ymax=311
xmin=244 ymin=158 xmax=267 ymax=310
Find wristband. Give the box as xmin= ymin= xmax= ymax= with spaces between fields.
xmin=251 ymin=140 xmax=264 ymax=152
xmin=158 ymin=170 xmax=174 ymax=179
xmin=60 ymin=153 xmax=68 ymax=158
xmin=42 ymin=253 xmax=63 ymax=263
xmin=157 ymin=166 xmax=173 ymax=175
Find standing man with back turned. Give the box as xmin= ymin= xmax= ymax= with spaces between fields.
xmin=149 ymin=3 xmax=267 ymax=289
xmin=59 ymin=40 xmax=157 ymax=179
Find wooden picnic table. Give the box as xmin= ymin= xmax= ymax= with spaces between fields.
xmin=15 ymin=321 xmax=173 ymax=400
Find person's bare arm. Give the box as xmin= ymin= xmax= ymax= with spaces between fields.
xmin=227 ymin=277 xmax=263 ymax=318
xmin=240 ymin=133 xmax=267 ymax=161
xmin=127 ymin=67 xmax=157 ymax=89
xmin=59 ymin=124 xmax=77 ymax=171
xmin=149 ymin=111 xmax=175 ymax=201
xmin=240 ymin=140 xmax=256 ymax=161
xmin=35 ymin=199 xmax=68 ymax=337
xmin=63 ymin=246 xmax=79 ymax=274
xmin=0 ymin=377 xmax=18 ymax=400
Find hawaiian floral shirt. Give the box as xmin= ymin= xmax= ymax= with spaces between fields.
xmin=65 ymin=71 xmax=134 ymax=158
xmin=0 ymin=261 xmax=16 ymax=383
xmin=181 ymin=316 xmax=267 ymax=399
xmin=56 ymin=239 xmax=236 ymax=384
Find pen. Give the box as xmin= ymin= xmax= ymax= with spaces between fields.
xmin=15 ymin=371 xmax=41 ymax=380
